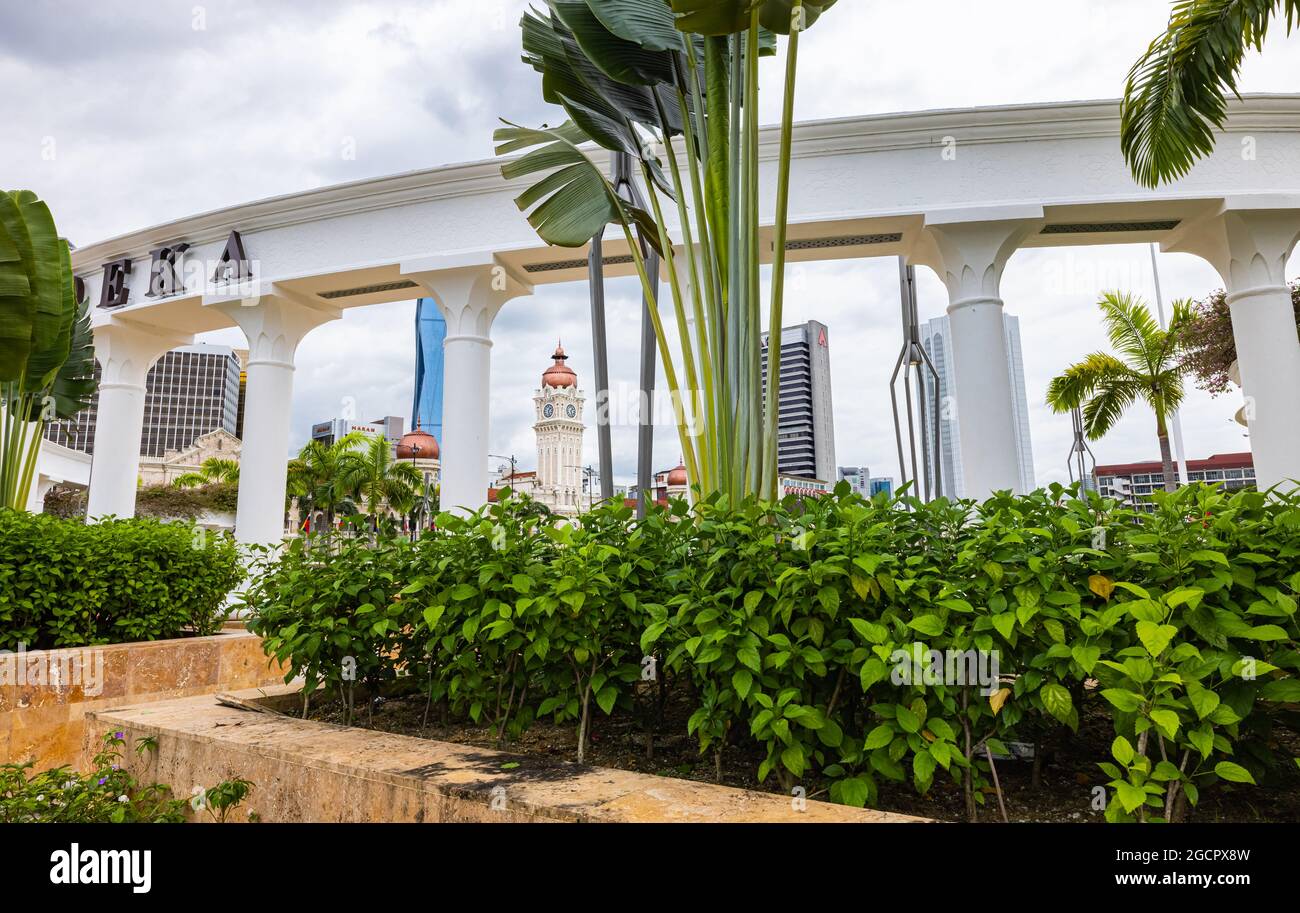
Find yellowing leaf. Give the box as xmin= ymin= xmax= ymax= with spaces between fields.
xmin=1089 ymin=574 xmax=1115 ymax=600
xmin=989 ymin=687 xmax=1012 ymax=715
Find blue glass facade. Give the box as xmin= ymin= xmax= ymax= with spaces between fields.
xmin=412 ymin=298 xmax=446 ymax=444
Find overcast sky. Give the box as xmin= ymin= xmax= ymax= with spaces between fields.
xmin=6 ymin=0 xmax=1300 ymax=488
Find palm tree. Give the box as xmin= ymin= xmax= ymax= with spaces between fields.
xmin=1047 ymin=292 xmax=1192 ymax=493
xmin=340 ymin=433 xmax=422 ymax=521
xmin=286 ymin=432 xmax=366 ymax=530
xmin=1121 ymin=1 xmax=1299 ymax=187
xmin=172 ymin=457 xmax=240 ymax=489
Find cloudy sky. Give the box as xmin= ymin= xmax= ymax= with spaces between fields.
xmin=6 ymin=0 xmax=1300 ymax=489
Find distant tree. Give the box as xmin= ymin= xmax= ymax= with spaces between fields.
xmin=172 ymin=457 xmax=240 ymax=489
xmin=1176 ymin=281 xmax=1300 ymax=395
xmin=1047 ymin=291 xmax=1192 ymax=493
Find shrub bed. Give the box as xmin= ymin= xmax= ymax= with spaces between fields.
xmin=243 ymin=485 xmax=1300 ymax=822
xmin=0 ymin=511 xmax=243 ymax=649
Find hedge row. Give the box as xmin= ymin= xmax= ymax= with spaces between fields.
xmin=0 ymin=511 xmax=242 ymax=649
xmin=243 ymin=485 xmax=1300 ymax=821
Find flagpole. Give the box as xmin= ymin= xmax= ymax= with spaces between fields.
xmin=1150 ymin=243 xmax=1189 ymax=485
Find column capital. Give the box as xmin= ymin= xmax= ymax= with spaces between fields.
xmin=91 ymin=318 xmax=193 ymax=387
xmin=1168 ymin=201 xmax=1300 ymax=295
xmin=911 ymin=210 xmax=1042 ymax=306
xmin=206 ymin=288 xmax=341 ymax=366
xmin=402 ymin=254 xmax=533 ymax=338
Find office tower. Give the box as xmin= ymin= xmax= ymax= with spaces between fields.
xmin=838 ymin=465 xmax=871 ymax=496
xmin=43 ymin=344 xmax=241 ymax=457
xmin=412 ymin=298 xmax=446 ymax=443
xmin=919 ymin=313 xmax=1035 ymax=498
xmin=310 ymin=416 xmax=404 ymax=447
xmin=761 ymin=320 xmax=836 ymax=481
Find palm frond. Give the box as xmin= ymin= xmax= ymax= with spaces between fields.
xmin=1098 ymin=290 xmax=1163 ymax=373
xmin=1046 ymin=352 xmax=1134 ymax=412
xmin=1082 ymin=377 xmax=1142 ymax=439
xmin=1121 ymin=0 xmax=1300 ymax=187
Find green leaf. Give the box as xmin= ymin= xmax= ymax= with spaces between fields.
xmin=895 ymin=703 xmax=920 ymax=734
xmin=1136 ymin=620 xmax=1176 ymax=656
xmin=1214 ymin=761 xmax=1255 ymax=785
xmin=595 ymin=685 xmax=618 ymax=715
xmin=732 ymin=669 xmax=753 ymax=701
xmin=1040 ymin=682 xmax=1074 ymax=724
xmin=1112 ymin=736 xmax=1134 ymax=766
xmin=1148 ymin=708 xmax=1180 ymax=740
xmin=1115 ymin=782 xmax=1147 ymax=813
xmin=1101 ymin=688 xmax=1144 ymax=712
xmin=1071 ymin=644 xmax=1101 ymax=674
xmin=908 ymin=614 xmax=944 ymax=637
xmin=863 ymin=724 xmax=893 ymax=750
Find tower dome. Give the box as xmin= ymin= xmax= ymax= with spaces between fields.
xmin=396 ymin=425 xmax=439 ymax=459
xmin=666 ymin=459 xmax=688 ymax=486
xmin=542 ymin=342 xmax=577 ymax=388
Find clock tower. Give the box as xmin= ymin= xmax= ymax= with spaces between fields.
xmin=533 ymin=343 xmax=586 ymax=515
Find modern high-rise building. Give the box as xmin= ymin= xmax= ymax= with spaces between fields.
xmin=919 ymin=313 xmax=1035 ymax=498
xmin=761 ymin=320 xmax=836 ymax=482
xmin=838 ymin=465 xmax=895 ymax=499
xmin=412 ymin=298 xmax=446 ymax=444
xmin=310 ymin=416 xmax=404 ymax=447
xmin=43 ymin=344 xmax=241 ymax=457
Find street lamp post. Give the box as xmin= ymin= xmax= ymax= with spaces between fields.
xmin=489 ymin=453 xmax=518 ymax=494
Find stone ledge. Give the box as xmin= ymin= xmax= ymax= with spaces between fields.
xmin=86 ymin=686 xmax=929 ymax=824
xmin=1 ymin=630 xmax=289 ymax=770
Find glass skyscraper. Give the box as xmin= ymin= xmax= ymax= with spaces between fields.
xmin=411 ymin=298 xmax=446 ymax=444
xmin=919 ymin=313 xmax=1035 ymax=498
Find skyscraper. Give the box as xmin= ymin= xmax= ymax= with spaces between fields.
xmin=412 ymin=298 xmax=446 ymax=444
xmin=761 ymin=320 xmax=836 ymax=481
xmin=43 ymin=344 xmax=241 ymax=457
xmin=919 ymin=313 xmax=1035 ymax=498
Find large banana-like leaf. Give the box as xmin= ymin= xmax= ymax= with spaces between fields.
xmin=0 ymin=195 xmax=34 ymax=382
xmin=553 ymin=0 xmax=675 ymax=85
xmin=669 ymin=0 xmax=832 ymax=38
xmin=11 ymin=192 xmax=73 ymax=391
xmin=585 ymin=0 xmax=685 ymax=52
xmin=523 ymin=8 xmax=676 ymax=193
xmin=758 ymin=0 xmax=837 ymax=34
xmin=47 ymin=272 xmax=97 ymax=419
xmin=496 ymin=120 xmax=663 ymax=255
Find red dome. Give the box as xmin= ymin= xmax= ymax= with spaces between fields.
xmin=542 ymin=342 xmax=577 ymax=388
xmin=666 ymin=461 xmax=688 ymax=486
xmin=396 ymin=426 xmax=439 ymax=459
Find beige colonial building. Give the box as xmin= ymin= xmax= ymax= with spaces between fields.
xmin=138 ymin=428 xmax=242 ymax=488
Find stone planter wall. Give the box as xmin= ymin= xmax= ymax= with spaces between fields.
xmin=85 ymin=686 xmax=928 ymax=824
xmin=1 ymin=630 xmax=287 ymax=771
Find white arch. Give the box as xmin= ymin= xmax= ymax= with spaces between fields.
xmin=69 ymin=96 xmax=1300 ymax=539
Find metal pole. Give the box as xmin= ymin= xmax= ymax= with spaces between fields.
xmin=587 ymin=233 xmax=615 ymax=503
xmin=1150 ymin=243 xmax=1188 ymax=485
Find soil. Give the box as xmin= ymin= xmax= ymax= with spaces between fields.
xmin=299 ymin=683 xmax=1300 ymax=823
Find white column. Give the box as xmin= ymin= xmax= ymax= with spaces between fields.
xmin=209 ymin=291 xmax=340 ymax=545
xmin=405 ymin=258 xmax=531 ymax=514
xmin=86 ymin=320 xmax=193 ymax=520
xmin=1176 ymin=205 xmax=1300 ymax=489
xmin=26 ymin=476 xmax=56 ymax=514
xmin=916 ymin=214 xmax=1038 ymax=500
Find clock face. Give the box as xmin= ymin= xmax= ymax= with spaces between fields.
xmin=543 ymin=403 xmax=554 ymax=418
xmin=566 ymin=404 xmax=577 ymax=419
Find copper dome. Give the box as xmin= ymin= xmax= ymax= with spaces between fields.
xmin=666 ymin=460 xmax=688 ymax=486
xmin=396 ymin=426 xmax=439 ymax=460
xmin=542 ymin=342 xmax=577 ymax=388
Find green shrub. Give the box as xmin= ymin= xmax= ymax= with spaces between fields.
xmin=241 ymin=485 xmax=1300 ymax=821
xmin=0 ymin=731 xmax=254 ymax=823
xmin=0 ymin=511 xmax=243 ymax=649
